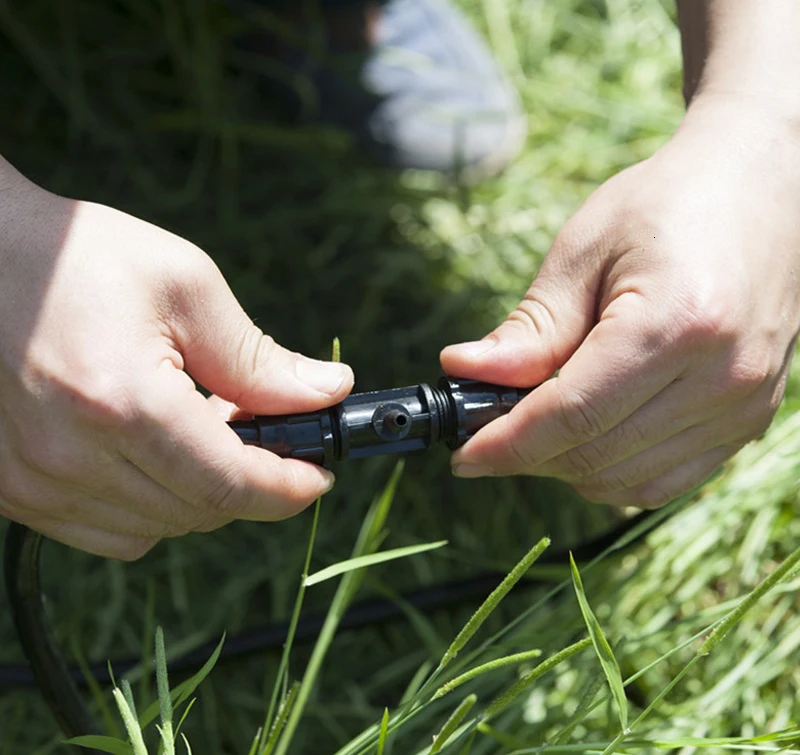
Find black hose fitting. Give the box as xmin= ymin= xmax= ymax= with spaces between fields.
xmin=228 ymin=377 xmax=529 ymax=466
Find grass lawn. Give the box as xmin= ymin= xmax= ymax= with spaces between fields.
xmin=1 ymin=0 xmax=799 ymax=753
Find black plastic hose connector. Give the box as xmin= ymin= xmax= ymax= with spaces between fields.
xmin=228 ymin=377 xmax=529 ymax=467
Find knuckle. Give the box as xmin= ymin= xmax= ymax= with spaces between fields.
xmin=670 ymin=285 xmax=734 ymax=344
xmin=556 ymin=382 xmax=610 ymax=443
xmin=45 ymin=360 xmax=139 ymax=429
xmin=722 ymin=352 xmax=775 ymax=398
xmin=70 ymin=376 xmax=138 ymax=427
xmin=562 ymin=443 xmax=604 ymax=480
xmin=506 ymin=433 xmax=537 ymax=472
xmin=15 ymin=431 xmax=86 ymax=483
xmin=509 ymin=295 xmax=557 ymax=340
xmin=559 ymin=419 xmax=648 ymax=482
xmin=230 ymin=328 xmax=277 ymax=404
xmin=197 ymin=461 xmax=246 ymax=517
xmin=580 ymin=470 xmax=631 ymax=496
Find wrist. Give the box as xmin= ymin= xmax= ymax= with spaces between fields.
xmin=677 ymin=93 xmax=800 ymax=157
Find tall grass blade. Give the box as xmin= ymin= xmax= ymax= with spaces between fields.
xmin=651 ymin=727 xmax=800 ymax=747
xmin=569 ymin=554 xmax=628 ymax=731
xmin=430 ymin=694 xmax=477 ymax=754
xmin=599 ymin=656 xmax=702 ymax=755
xmin=139 ymin=634 xmax=225 ymax=729
xmin=261 ymin=682 xmax=300 ymax=755
xmin=457 ymin=731 xmax=477 ymax=755
xmin=476 ymin=723 xmax=529 ymax=749
xmin=377 ymin=708 xmax=390 ymax=755
xmin=155 ymin=627 xmax=174 ymax=755
xmin=69 ymin=634 xmax=121 ymax=739
xmin=112 ymin=687 xmax=148 ymax=755
xmin=305 ymin=541 xmax=448 ymax=586
xmin=485 ymin=638 xmax=592 ymax=718
xmin=157 ymin=723 xmax=175 ymax=755
xmin=247 ymin=730 xmax=262 ymax=755
xmin=272 ymin=463 xmax=405 ymax=755
xmin=697 ymin=542 xmax=800 ymax=655
xmin=438 ymin=537 xmax=550 ymax=669
xmin=64 ymin=736 xmax=134 ymax=755
xmin=432 ymin=649 xmax=542 ymax=700
xmin=120 ymin=680 xmax=137 ymax=724
xmin=401 ymin=662 xmax=434 ymax=705
xmin=259 ymin=497 xmax=322 ymax=748
xmin=174 ymin=698 xmax=196 ymax=738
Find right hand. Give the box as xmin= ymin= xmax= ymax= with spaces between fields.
xmin=0 ymin=159 xmax=354 ymax=560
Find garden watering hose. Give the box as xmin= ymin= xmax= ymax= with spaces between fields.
xmin=2 ymin=376 xmax=663 ymax=742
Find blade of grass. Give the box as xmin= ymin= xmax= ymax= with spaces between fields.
xmin=305 ymin=541 xmax=448 ymax=587
xmin=430 ymin=694 xmax=477 ymax=754
xmin=569 ymin=554 xmax=628 ymax=731
xmin=258 ymin=497 xmax=322 ymax=748
xmin=457 ymin=731 xmax=477 ymax=755
xmin=650 ymin=728 xmax=800 ymax=748
xmin=261 ymin=682 xmax=300 ymax=755
xmin=377 ymin=708 xmax=389 ymax=755
xmin=247 ymin=730 xmax=262 ymax=755
xmin=431 ymin=649 xmax=542 ymax=700
xmin=272 ymin=463 xmax=404 ymax=755
xmin=64 ymin=736 xmax=134 ymax=755
xmin=438 ymin=537 xmax=550 ymax=670
xmin=139 ymin=634 xmax=225 ymax=729
xmin=484 ymin=638 xmax=592 ymax=719
xmin=400 ymin=662 xmax=434 ymax=706
xmin=173 ymin=699 xmax=196 ymax=739
xmin=155 ymin=627 xmax=174 ymax=755
xmin=69 ymin=635 xmax=121 ymax=739
xmin=698 ymin=541 xmax=800 ymax=655
xmin=599 ymin=655 xmax=702 ymax=755
xmin=112 ymin=687 xmax=148 ymax=755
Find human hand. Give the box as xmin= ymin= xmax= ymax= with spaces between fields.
xmin=0 ymin=159 xmax=353 ymax=559
xmin=441 ymin=97 xmax=800 ymax=509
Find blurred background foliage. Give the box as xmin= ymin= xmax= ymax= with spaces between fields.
xmin=1 ymin=1 xmax=797 ymax=753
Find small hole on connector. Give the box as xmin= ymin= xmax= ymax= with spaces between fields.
xmin=395 ymin=414 xmax=408 ymax=426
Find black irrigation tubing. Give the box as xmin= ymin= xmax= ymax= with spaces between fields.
xmin=2 ymin=509 xmax=660 ymax=740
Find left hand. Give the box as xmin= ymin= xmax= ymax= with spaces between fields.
xmin=441 ymin=96 xmax=800 ymax=509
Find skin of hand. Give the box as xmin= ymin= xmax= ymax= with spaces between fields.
xmin=0 ymin=159 xmax=354 ymax=560
xmin=441 ymin=95 xmax=800 ymax=509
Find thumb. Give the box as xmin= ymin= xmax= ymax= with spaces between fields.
xmin=166 ymin=259 xmax=354 ymax=415
xmin=440 ymin=244 xmax=601 ymax=387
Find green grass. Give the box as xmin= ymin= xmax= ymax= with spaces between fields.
xmin=1 ymin=0 xmax=799 ymax=753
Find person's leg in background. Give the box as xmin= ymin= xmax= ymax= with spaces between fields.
xmin=237 ymin=0 xmax=527 ymax=176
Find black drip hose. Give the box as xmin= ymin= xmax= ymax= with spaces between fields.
xmin=2 ymin=511 xmax=659 ymax=740
xmin=3 ymin=524 xmax=98 ymax=739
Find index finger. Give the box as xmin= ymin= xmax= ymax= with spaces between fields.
xmin=118 ymin=363 xmax=333 ymax=524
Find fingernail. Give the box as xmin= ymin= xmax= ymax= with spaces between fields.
xmin=450 ymin=338 xmax=497 ymax=358
xmin=321 ymin=470 xmax=336 ymax=494
xmin=296 ymin=359 xmax=350 ymax=395
xmin=452 ymin=463 xmax=495 ymax=479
